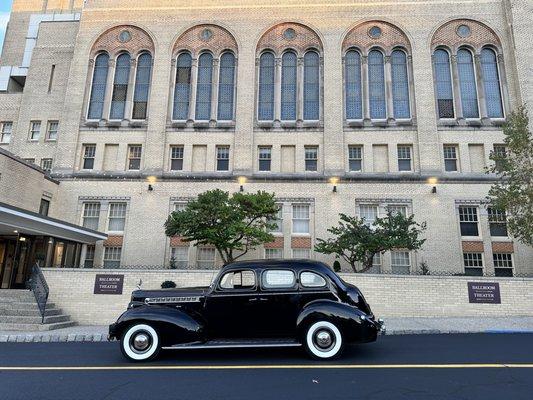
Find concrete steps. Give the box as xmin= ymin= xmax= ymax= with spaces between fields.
xmin=0 ymin=290 xmax=76 ymax=332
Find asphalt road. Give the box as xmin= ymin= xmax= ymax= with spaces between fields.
xmin=0 ymin=333 xmax=532 ymax=400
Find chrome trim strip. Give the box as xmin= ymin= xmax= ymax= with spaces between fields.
xmin=145 ymin=296 xmax=202 ymax=304
xmin=162 ymin=343 xmax=302 ymax=350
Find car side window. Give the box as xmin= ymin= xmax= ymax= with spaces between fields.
xmin=219 ymin=270 xmax=256 ymax=290
xmin=300 ymin=271 xmax=327 ymax=288
xmin=262 ymin=269 xmax=296 ymax=290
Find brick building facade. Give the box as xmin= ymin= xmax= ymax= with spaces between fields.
xmin=0 ymin=0 xmax=531 ymax=275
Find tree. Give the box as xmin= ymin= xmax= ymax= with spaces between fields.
xmin=165 ymin=189 xmax=279 ymax=265
xmin=487 ymin=105 xmax=533 ymax=245
xmin=315 ymin=212 xmax=427 ymax=273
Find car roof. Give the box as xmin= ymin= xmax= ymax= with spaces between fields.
xmin=222 ymin=259 xmax=333 ymax=275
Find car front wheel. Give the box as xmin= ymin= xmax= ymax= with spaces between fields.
xmin=304 ymin=321 xmax=344 ymax=360
xmin=120 ymin=323 xmax=160 ymax=362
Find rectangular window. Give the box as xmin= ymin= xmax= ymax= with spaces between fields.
xmin=265 ymin=248 xmax=283 ymax=259
xmin=39 ymin=198 xmax=50 ymax=216
xmin=493 ymin=253 xmax=513 ymax=277
xmin=104 ymin=246 xmax=122 ymax=268
xmin=170 ymin=146 xmax=184 ymax=171
xmin=46 ymin=121 xmax=59 ymax=141
xmin=443 ymin=145 xmax=458 ymax=172
xmin=29 ymin=121 xmax=41 ymax=141
xmin=0 ymin=122 xmax=12 ymax=144
xmin=397 ymin=145 xmax=412 ymax=171
xmin=83 ymin=144 xmax=96 ymax=170
xmin=488 ymin=208 xmax=508 ymax=237
xmin=128 ymin=145 xmax=142 ymax=170
xmin=387 ymin=205 xmax=407 ymax=217
xmin=292 ymin=204 xmax=310 ymax=234
xmin=493 ymin=144 xmax=507 ymax=171
xmin=359 ymin=204 xmax=378 ymax=226
xmin=463 ymin=252 xmax=483 ymax=276
xmin=40 ymin=158 xmax=52 ymax=172
xmin=305 ymin=146 xmax=318 ymax=172
xmin=197 ymin=247 xmax=216 ymax=269
xmin=391 ymin=251 xmax=411 ymax=274
xmin=268 ymin=204 xmax=283 ymax=233
xmin=108 ymin=202 xmax=127 ymax=232
xmin=258 ymin=146 xmax=272 ymax=172
xmin=82 ymin=202 xmax=100 ymax=230
xmin=292 ymin=248 xmax=310 ymax=259
xmin=216 ymin=145 xmax=230 ymax=171
xmin=174 ymin=202 xmax=188 ymax=212
xmin=459 ymin=206 xmax=479 ymax=236
xmin=171 ymin=246 xmax=189 ymax=269
xmin=348 ymin=145 xmax=363 ymax=172
xmin=84 ymin=245 xmax=95 ymax=268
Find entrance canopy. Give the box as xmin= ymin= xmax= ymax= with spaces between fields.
xmin=0 ymin=202 xmax=107 ymax=244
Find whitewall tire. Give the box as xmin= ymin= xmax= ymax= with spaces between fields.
xmin=304 ymin=321 xmax=343 ymax=359
xmin=121 ymin=323 xmax=160 ymax=361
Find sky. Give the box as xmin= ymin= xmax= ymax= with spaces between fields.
xmin=0 ymin=0 xmax=13 ymax=54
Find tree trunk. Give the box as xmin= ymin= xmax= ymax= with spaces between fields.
xmin=358 ymin=254 xmax=375 ymax=273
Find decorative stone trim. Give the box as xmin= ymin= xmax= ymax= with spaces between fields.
xmin=492 ymin=242 xmax=514 ymax=253
xmin=91 ymin=25 xmax=154 ymax=58
xmin=462 ymin=241 xmax=484 ymax=252
xmin=342 ymin=20 xmax=411 ymax=53
xmin=170 ymin=236 xmax=188 ymax=247
xmin=264 ymin=237 xmax=284 ymax=249
xmin=173 ymin=24 xmax=238 ymax=57
xmin=292 ymin=236 xmax=312 ymax=249
xmin=103 ymin=235 xmax=123 ymax=247
xmin=257 ymin=22 xmax=322 ymax=56
xmin=431 ymin=19 xmax=501 ymax=51
xmin=79 ymin=196 xmax=131 ymax=201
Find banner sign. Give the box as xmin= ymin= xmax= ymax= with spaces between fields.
xmin=467 ymin=282 xmax=501 ymax=304
xmin=94 ymin=274 xmax=124 ymax=295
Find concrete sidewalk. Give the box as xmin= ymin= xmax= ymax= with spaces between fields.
xmin=1 ymin=316 xmax=533 ymax=343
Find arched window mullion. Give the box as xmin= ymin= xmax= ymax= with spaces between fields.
xmin=132 ymin=52 xmax=153 ymax=120
xmin=87 ymin=52 xmax=110 ymax=120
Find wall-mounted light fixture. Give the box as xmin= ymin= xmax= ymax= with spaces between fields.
xmin=148 ymin=184 xmax=154 ymax=192
xmin=238 ymin=176 xmax=247 ymax=192
xmin=146 ymin=176 xmax=157 ymax=192
xmin=329 ymin=177 xmax=340 ymax=193
xmin=427 ymin=177 xmax=438 ymax=194
xmin=431 ymin=186 xmax=437 ymax=194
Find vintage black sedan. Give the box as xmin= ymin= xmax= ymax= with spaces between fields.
xmin=109 ymin=259 xmax=384 ymax=361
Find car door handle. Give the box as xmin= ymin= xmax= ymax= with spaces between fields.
xmin=248 ymin=297 xmax=269 ymax=302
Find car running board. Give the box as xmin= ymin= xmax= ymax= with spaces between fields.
xmin=162 ymin=338 xmax=302 ymax=350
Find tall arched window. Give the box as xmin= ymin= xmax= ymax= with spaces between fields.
xmin=345 ymin=50 xmax=362 ymax=120
xmin=195 ymin=52 xmax=214 ymax=120
xmin=258 ymin=52 xmax=275 ymax=121
xmin=173 ymin=52 xmax=192 ymax=120
xmin=110 ymin=53 xmax=131 ymax=120
xmin=304 ymin=51 xmax=320 ymax=120
xmin=457 ymin=48 xmax=479 ymax=118
xmin=433 ymin=49 xmax=454 ymax=118
xmin=132 ymin=52 xmax=152 ymax=120
xmin=88 ymin=53 xmax=109 ymax=120
xmin=217 ymin=52 xmax=236 ymax=121
xmin=391 ymin=50 xmax=410 ymax=119
xmin=481 ymin=48 xmax=503 ymax=118
xmin=368 ymin=50 xmax=386 ymax=119
xmin=281 ymin=51 xmax=297 ymax=121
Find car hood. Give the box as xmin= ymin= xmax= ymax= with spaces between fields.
xmin=131 ymin=287 xmax=209 ymax=304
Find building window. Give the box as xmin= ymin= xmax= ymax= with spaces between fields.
xmin=345 ymin=50 xmax=363 ymax=120
xmin=197 ymin=247 xmax=216 ymax=269
xmin=292 ymin=248 xmax=310 ymax=259
xmin=132 ymin=52 xmax=152 ymax=120
xmin=391 ymin=251 xmax=411 ymax=274
xmin=368 ymin=50 xmax=386 ymax=119
xmin=463 ymin=252 xmax=483 ymax=276
xmin=128 ymin=145 xmax=142 ymax=170
xmin=303 ymin=51 xmax=320 ymax=120
xmin=258 ymin=52 xmax=275 ymax=121
xmin=170 ymin=246 xmax=189 ymax=268
xmin=82 ymin=202 xmax=100 ymax=230
xmin=458 ymin=206 xmax=479 ymax=236
xmin=387 ymin=205 xmax=407 ymax=217
xmin=195 ymin=52 xmax=214 ymax=120
xmin=480 ymin=48 xmax=503 ymax=118
xmin=391 ymin=50 xmax=410 ymax=119
xmin=174 ymin=202 xmax=188 ymax=212
xmin=29 ymin=121 xmax=41 ymax=141
xmin=82 ymin=144 xmax=96 ymax=170
xmin=39 ymin=198 xmax=50 ymax=216
xmin=217 ymin=52 xmax=236 ymax=121
xmin=359 ymin=204 xmax=378 ymax=226
xmin=488 ymin=208 xmax=508 ymax=237
xmin=0 ymin=122 xmax=12 ymax=144
xmin=40 ymin=158 xmax=52 ymax=172
xmin=348 ymin=145 xmax=362 ymax=172
xmin=173 ymin=52 xmax=192 ymax=120
xmin=258 ymin=146 xmax=272 ymax=171
xmin=443 ymin=145 xmax=458 ymax=172
xmin=108 ymin=202 xmax=127 ymax=232
xmin=46 ymin=121 xmax=58 ymax=141
xmin=84 ymin=245 xmax=95 ymax=268
xmin=110 ymin=53 xmax=131 ymax=120
xmin=265 ymin=248 xmax=283 ymax=259
xmin=104 ymin=246 xmax=122 ymax=268
xmin=268 ymin=204 xmax=283 ymax=233
xmin=292 ymin=204 xmax=310 ymax=234
xmin=281 ymin=51 xmax=297 ymax=121
xmin=457 ymin=48 xmax=479 ymax=118
xmin=170 ymin=146 xmax=184 ymax=171
xmin=305 ymin=146 xmax=318 ymax=172
xmin=493 ymin=253 xmax=513 ymax=277
xmin=216 ymin=146 xmax=230 ymax=171
xmin=433 ymin=49 xmax=454 ymax=118
xmin=88 ymin=53 xmax=110 ymax=120
xmin=397 ymin=145 xmax=412 ymax=171
xmin=492 ymin=144 xmax=507 ymax=172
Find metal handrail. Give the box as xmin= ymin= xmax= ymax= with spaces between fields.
xmin=28 ymin=264 xmax=49 ymax=323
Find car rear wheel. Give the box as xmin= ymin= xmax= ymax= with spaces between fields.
xmin=304 ymin=321 xmax=344 ymax=360
xmin=120 ymin=323 xmax=160 ymax=362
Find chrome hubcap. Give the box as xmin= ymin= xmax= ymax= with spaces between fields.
xmin=132 ymin=333 xmax=150 ymax=351
xmin=315 ymin=330 xmax=333 ymax=349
